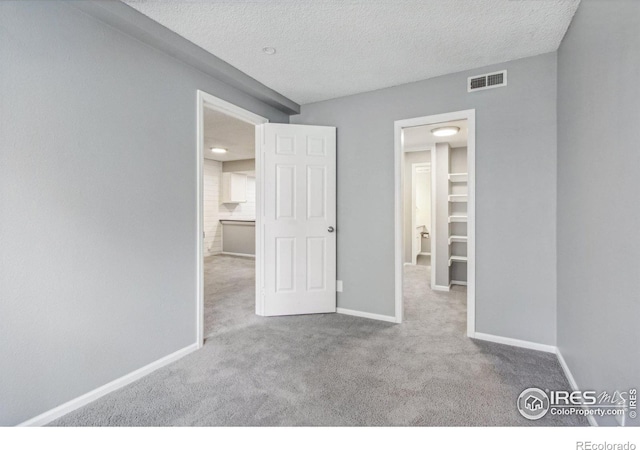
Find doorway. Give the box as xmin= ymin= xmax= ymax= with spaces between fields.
xmin=394 ymin=110 xmax=476 ymax=336
xmin=197 ymin=92 xmax=338 ymax=345
xmin=411 ymin=162 xmax=431 ymax=267
xmin=196 ymin=91 xmax=268 ymax=347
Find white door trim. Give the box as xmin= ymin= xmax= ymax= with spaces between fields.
xmin=17 ymin=343 xmax=199 ymax=426
xmin=196 ymin=90 xmax=268 ymax=347
xmin=394 ymin=109 xmax=476 ymax=336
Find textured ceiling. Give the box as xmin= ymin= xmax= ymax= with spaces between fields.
xmin=404 ymin=120 xmax=468 ymax=151
xmin=124 ymin=0 xmax=580 ymax=104
xmin=203 ymin=108 xmax=255 ymax=162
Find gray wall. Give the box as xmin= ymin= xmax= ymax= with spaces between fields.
xmin=0 ymin=1 xmax=288 ymax=426
xmin=557 ymin=0 xmax=640 ymax=426
xmin=403 ymin=151 xmax=430 ymax=263
xmin=221 ymin=222 xmax=256 ymax=256
xmin=450 ymin=147 xmax=468 ymax=174
xmin=292 ymin=53 xmax=558 ymax=343
xmin=434 ymin=143 xmax=451 ymax=287
xmin=223 ymin=159 xmax=255 ymax=173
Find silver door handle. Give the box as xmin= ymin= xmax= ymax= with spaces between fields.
xmin=328 ymin=226 xmax=335 ymax=233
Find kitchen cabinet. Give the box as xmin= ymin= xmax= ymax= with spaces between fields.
xmin=222 ymin=172 xmax=247 ymax=203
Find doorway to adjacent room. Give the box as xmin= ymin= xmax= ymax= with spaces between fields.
xmin=394 ymin=110 xmax=476 ymax=335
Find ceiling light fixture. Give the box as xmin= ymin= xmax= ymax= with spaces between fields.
xmin=262 ymin=47 xmax=276 ymax=55
xmin=431 ymin=126 xmax=460 ymax=137
xmin=211 ymin=147 xmax=227 ymax=154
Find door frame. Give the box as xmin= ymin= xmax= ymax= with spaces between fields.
xmin=196 ymin=90 xmax=268 ymax=347
xmin=393 ymin=109 xmax=476 ymax=336
xmin=410 ymin=162 xmax=431 ymax=265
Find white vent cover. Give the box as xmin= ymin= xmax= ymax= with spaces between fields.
xmin=468 ymin=70 xmax=507 ymax=92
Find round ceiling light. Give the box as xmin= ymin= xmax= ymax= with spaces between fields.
xmin=431 ymin=126 xmax=460 ymax=137
xmin=211 ymin=147 xmax=227 ymax=154
xmin=262 ymin=47 xmax=276 ymax=55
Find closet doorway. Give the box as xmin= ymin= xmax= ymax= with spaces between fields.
xmin=410 ymin=162 xmax=432 ymax=267
xmin=394 ymin=110 xmax=476 ymax=336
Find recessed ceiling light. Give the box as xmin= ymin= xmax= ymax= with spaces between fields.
xmin=431 ymin=126 xmax=460 ymax=137
xmin=211 ymin=147 xmax=227 ymax=154
xmin=262 ymin=47 xmax=276 ymax=55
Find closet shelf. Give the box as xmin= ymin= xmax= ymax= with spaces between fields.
xmin=448 ymin=255 xmax=468 ymax=266
xmin=448 ymin=173 xmax=468 ymax=183
xmin=448 ymin=194 xmax=468 ymax=202
xmin=448 ymin=235 xmax=468 ymax=244
xmin=448 ymin=215 xmax=468 ymax=223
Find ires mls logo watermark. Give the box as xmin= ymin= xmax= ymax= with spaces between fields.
xmin=517 ymin=388 xmax=551 ymax=420
xmin=517 ymin=387 xmax=637 ymax=421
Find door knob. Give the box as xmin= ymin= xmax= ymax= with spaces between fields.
xmin=328 ymin=226 xmax=335 ymax=233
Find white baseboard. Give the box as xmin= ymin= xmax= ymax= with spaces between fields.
xmin=472 ymin=334 xmax=597 ymax=426
xmin=18 ymin=342 xmax=199 ymax=427
xmin=419 ymin=252 xmax=431 ymax=256
xmin=556 ymin=349 xmax=578 ymax=390
xmin=337 ymin=307 xmax=398 ymax=324
xmin=431 ymin=284 xmax=451 ymax=292
xmin=451 ymin=280 xmax=467 ymax=286
xmin=556 ymin=349 xmax=598 ymax=427
xmin=471 ymin=332 xmax=557 ymax=354
xmin=220 ymin=252 xmax=255 ymax=258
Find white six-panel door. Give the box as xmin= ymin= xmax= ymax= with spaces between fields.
xmin=259 ymin=124 xmax=336 ymax=316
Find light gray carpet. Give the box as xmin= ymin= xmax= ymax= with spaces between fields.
xmin=203 ymin=254 xmax=257 ymax=338
xmin=51 ymin=256 xmax=587 ymax=426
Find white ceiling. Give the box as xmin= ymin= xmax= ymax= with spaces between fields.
xmin=203 ymin=107 xmax=255 ymax=162
xmin=403 ymin=119 xmax=468 ymax=151
xmin=124 ymin=0 xmax=580 ymax=105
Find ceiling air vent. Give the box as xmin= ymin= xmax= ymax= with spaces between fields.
xmin=468 ymin=70 xmax=507 ymax=92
